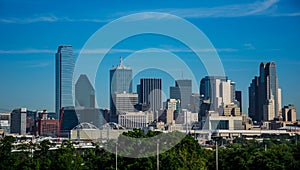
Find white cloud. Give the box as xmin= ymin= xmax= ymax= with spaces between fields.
xmin=0 ymin=49 xmax=55 ymax=54
xmin=0 ymin=47 xmax=237 ymax=55
xmin=244 ymin=43 xmax=255 ymax=50
xmin=1 ymin=0 xmax=299 ymax=24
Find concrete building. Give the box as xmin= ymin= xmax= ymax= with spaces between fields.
xmin=10 ymin=108 xmax=27 ymax=135
xmin=111 ymin=93 xmax=138 ymax=116
xmin=118 ymin=111 xmax=154 ymax=129
xmin=282 ymin=104 xmax=297 ymax=122
xmin=224 ymin=104 xmax=241 ymax=116
xmin=202 ymin=112 xmax=244 ymax=130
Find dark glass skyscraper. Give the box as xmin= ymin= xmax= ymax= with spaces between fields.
xmin=249 ymin=62 xmax=279 ymax=122
xmin=170 ymin=79 xmax=192 ymax=109
xmin=55 ymin=45 xmax=75 ymax=118
xmin=138 ymin=78 xmax=162 ymax=112
xmin=109 ymin=57 xmax=132 ymax=122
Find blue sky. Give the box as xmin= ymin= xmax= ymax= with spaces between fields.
xmin=0 ymin=0 xmax=300 ymax=118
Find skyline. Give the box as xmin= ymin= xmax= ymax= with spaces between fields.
xmin=0 ymin=0 xmax=300 ymax=118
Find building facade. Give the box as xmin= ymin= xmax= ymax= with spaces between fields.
xmin=75 ymin=74 xmax=95 ymax=108
xmin=248 ymin=62 xmax=280 ymax=122
xmin=118 ymin=111 xmax=154 ymax=129
xmin=170 ymin=79 xmax=192 ymax=109
xmin=111 ymin=93 xmax=138 ymax=116
xmin=55 ymin=45 xmax=75 ymax=118
xmin=282 ymin=104 xmax=297 ymax=122
xmin=110 ymin=57 xmax=132 ymax=122
xmin=138 ymin=78 xmax=162 ymax=113
xmin=10 ymin=108 xmax=27 ymax=135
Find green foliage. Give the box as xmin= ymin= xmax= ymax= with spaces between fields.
xmin=1 ymin=132 xmax=300 ymax=170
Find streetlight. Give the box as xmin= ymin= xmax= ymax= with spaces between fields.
xmin=115 ymin=140 xmax=118 ymax=170
xmin=211 ymin=135 xmax=222 ymax=170
xmin=157 ymin=139 xmax=159 ymax=170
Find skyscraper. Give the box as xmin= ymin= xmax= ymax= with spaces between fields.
xmin=109 ymin=57 xmax=132 ymax=122
xmin=260 ymin=62 xmax=279 ymax=119
xmin=249 ymin=62 xmax=280 ymax=122
xmin=199 ymin=76 xmax=232 ymax=114
xmin=75 ymin=74 xmax=95 ymax=108
xmin=235 ymin=91 xmax=242 ymax=113
xmin=248 ymin=76 xmax=260 ymax=122
xmin=138 ymin=78 xmax=162 ymax=112
xmin=170 ymin=79 xmax=192 ymax=109
xmin=55 ymin=45 xmax=75 ymax=118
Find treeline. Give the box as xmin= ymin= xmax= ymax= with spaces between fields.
xmin=0 ymin=130 xmax=299 ymax=170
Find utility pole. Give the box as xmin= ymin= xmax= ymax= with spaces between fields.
xmin=157 ymin=139 xmax=159 ymax=170
xmin=116 ymin=141 xmax=118 ymax=170
xmin=212 ymin=136 xmax=221 ymax=170
xmin=216 ymin=140 xmax=218 ymax=170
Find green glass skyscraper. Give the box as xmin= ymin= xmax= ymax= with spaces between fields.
xmin=55 ymin=45 xmax=75 ymax=118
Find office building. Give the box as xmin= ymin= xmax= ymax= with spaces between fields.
xmin=170 ymin=79 xmax=192 ymax=109
xmin=235 ymin=91 xmax=242 ymax=112
xmin=110 ymin=57 xmax=132 ymax=122
xmin=118 ymin=111 xmax=154 ymax=129
xmin=248 ymin=62 xmax=280 ymax=122
xmin=138 ymin=78 xmax=162 ymax=112
xmin=189 ymin=93 xmax=200 ymax=113
xmin=111 ymin=93 xmax=138 ymax=115
xmin=10 ymin=108 xmax=27 ymax=135
xmin=282 ymin=104 xmax=297 ymax=122
xmin=248 ymin=76 xmax=260 ymax=122
xmin=75 ymin=74 xmax=95 ymax=108
xmin=56 ymin=45 xmax=75 ymax=118
xmin=200 ymin=76 xmax=232 ymax=113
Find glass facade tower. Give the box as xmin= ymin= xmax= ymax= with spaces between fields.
xmin=109 ymin=57 xmax=132 ymax=122
xmin=55 ymin=45 xmax=75 ymax=118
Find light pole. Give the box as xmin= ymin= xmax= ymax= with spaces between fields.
xmin=116 ymin=141 xmax=118 ymax=170
xmin=212 ymin=136 xmax=222 ymax=170
xmin=157 ymin=139 xmax=159 ymax=170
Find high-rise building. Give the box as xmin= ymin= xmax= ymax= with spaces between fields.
xmin=75 ymin=74 xmax=95 ymax=108
xmin=248 ymin=62 xmax=280 ymax=122
xmin=235 ymin=91 xmax=242 ymax=113
xmin=10 ymin=108 xmax=27 ymax=135
xmin=248 ymin=76 xmax=260 ymax=122
xmin=200 ymin=76 xmax=227 ymax=101
xmin=200 ymin=76 xmax=229 ymax=112
xmin=110 ymin=57 xmax=132 ymax=122
xmin=56 ymin=45 xmax=75 ymax=118
xmin=189 ymin=93 xmax=200 ymax=113
xmin=170 ymin=79 xmax=192 ymax=109
xmin=138 ymin=78 xmax=162 ymax=113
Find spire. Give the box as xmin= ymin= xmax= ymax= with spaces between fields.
xmin=119 ymin=56 xmax=123 ymax=67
